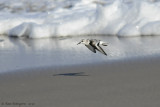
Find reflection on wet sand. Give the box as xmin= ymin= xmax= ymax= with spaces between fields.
xmin=1 ymin=35 xmax=160 ymax=72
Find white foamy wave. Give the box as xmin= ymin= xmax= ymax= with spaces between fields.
xmin=0 ymin=0 xmax=160 ymax=38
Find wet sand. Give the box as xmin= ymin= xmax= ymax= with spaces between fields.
xmin=0 ymin=35 xmax=160 ymax=107
xmin=0 ymin=57 xmax=160 ymax=107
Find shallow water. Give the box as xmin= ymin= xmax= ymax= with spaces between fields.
xmin=0 ymin=35 xmax=160 ymax=73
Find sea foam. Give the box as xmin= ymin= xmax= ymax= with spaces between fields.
xmin=0 ymin=0 xmax=160 ymax=38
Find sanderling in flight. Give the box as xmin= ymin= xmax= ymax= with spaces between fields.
xmin=77 ymin=39 xmax=108 ymax=56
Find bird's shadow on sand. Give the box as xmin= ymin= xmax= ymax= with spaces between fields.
xmin=53 ymin=72 xmax=89 ymax=76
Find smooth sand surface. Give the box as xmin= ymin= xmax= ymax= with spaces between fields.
xmin=0 ymin=35 xmax=160 ymax=107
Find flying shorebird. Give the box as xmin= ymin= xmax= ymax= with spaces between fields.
xmin=77 ymin=39 xmax=108 ymax=55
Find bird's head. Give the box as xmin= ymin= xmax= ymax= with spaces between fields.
xmin=77 ymin=39 xmax=87 ymax=45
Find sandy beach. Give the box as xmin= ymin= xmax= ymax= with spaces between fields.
xmin=0 ymin=35 xmax=160 ymax=107
xmin=1 ymin=0 xmax=160 ymax=106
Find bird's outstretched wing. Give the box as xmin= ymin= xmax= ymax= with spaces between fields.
xmin=85 ymin=44 xmax=96 ymax=53
xmin=95 ymin=43 xmax=107 ymax=55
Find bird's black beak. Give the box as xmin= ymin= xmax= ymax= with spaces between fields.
xmin=77 ymin=42 xmax=81 ymax=45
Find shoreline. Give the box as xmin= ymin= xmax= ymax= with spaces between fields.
xmin=1 ymin=35 xmax=160 ymax=73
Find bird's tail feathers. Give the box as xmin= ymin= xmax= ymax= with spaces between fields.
xmin=101 ymin=42 xmax=108 ymax=46
xmin=99 ymin=41 xmax=108 ymax=46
